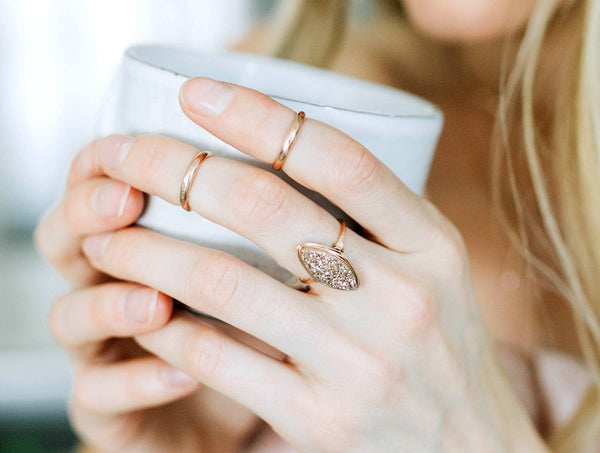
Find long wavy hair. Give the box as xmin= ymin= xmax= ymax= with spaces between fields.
xmin=251 ymin=0 xmax=600 ymax=450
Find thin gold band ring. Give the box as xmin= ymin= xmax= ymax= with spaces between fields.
xmin=180 ymin=151 xmax=212 ymax=211
xmin=273 ymin=111 xmax=306 ymax=171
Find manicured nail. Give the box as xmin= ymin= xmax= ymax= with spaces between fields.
xmin=92 ymin=183 xmax=131 ymax=217
xmin=180 ymin=77 xmax=234 ymax=117
xmin=120 ymin=287 xmax=157 ymax=323
xmin=160 ymin=364 xmax=196 ymax=386
xmin=81 ymin=233 xmax=112 ymax=259
xmin=96 ymin=135 xmax=134 ymax=169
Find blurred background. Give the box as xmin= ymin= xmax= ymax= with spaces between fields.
xmin=0 ymin=1 xmax=373 ymax=451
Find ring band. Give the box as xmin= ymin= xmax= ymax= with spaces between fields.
xmin=297 ymin=219 xmax=359 ymax=291
xmin=180 ymin=151 xmax=212 ymax=211
xmin=273 ymin=111 xmax=306 ymax=171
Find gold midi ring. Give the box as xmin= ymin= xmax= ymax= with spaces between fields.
xmin=297 ymin=219 xmax=359 ymax=291
xmin=273 ymin=111 xmax=306 ymax=171
xmin=180 ymin=151 xmax=212 ymax=211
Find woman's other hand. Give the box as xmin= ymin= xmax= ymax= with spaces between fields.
xmin=34 ymin=138 xmax=144 ymax=287
xmin=34 ymin=146 xmax=260 ymax=453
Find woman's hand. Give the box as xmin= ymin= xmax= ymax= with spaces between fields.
xmin=34 ymin=137 xmax=145 ymax=288
xmin=35 ymin=145 xmax=262 ymax=452
xmin=69 ymin=77 xmax=550 ymax=452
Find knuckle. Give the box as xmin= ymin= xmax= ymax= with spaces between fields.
xmin=70 ymin=397 xmax=144 ymax=452
xmin=66 ymin=143 xmax=94 ymax=185
xmin=71 ymin=366 xmax=97 ymax=411
xmin=122 ymin=365 xmax=146 ymax=403
xmin=182 ymin=326 xmax=225 ymax=378
xmin=352 ymin=349 xmax=402 ymax=402
xmin=136 ymin=136 xmax=165 ymax=181
xmin=302 ymin=345 xmax=398 ymax=451
xmin=401 ymin=279 xmax=437 ymax=334
xmin=189 ymin=253 xmax=245 ymax=313
xmin=96 ymin=414 xmax=145 ymax=452
xmin=435 ymin=221 xmax=468 ymax=273
xmin=89 ymin=287 xmax=115 ymax=333
xmin=67 ymin=152 xmax=80 ymax=177
xmin=332 ymin=139 xmax=381 ymax=195
xmin=105 ymin=414 xmax=145 ymax=450
xmin=251 ymin=99 xmax=274 ymax=131
xmin=106 ymin=228 xmax=142 ymax=271
xmin=62 ymin=189 xmax=84 ymax=229
xmin=33 ymin=217 xmax=57 ymax=261
xmin=47 ymin=294 xmax=68 ymax=343
xmin=35 ymin=209 xmax=78 ymax=266
xmin=419 ymin=200 xmax=468 ymax=276
xmin=233 ymin=170 xmax=290 ymax=226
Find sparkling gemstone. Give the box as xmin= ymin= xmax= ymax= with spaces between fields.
xmin=298 ymin=244 xmax=359 ymax=290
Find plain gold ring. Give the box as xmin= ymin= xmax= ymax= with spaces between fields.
xmin=180 ymin=151 xmax=212 ymax=211
xmin=273 ymin=111 xmax=306 ymax=171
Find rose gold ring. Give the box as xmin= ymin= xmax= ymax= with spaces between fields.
xmin=179 ymin=151 xmax=212 ymax=211
xmin=272 ymin=111 xmax=306 ymax=171
xmin=297 ymin=219 xmax=359 ymax=291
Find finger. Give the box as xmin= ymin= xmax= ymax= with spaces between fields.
xmin=135 ymin=311 xmax=306 ymax=428
xmin=49 ymin=282 xmax=173 ymax=357
xmin=179 ymin=77 xmax=438 ymax=252
xmin=71 ymin=356 xmax=198 ymax=415
xmin=69 ymin=360 xmax=198 ymax=453
xmin=63 ymin=136 xmax=135 ymax=188
xmin=65 ymin=139 xmax=104 ymax=188
xmin=94 ymin=134 xmax=374 ymax=292
xmin=81 ymin=227 xmax=340 ymax=371
xmin=35 ymin=177 xmax=144 ymax=286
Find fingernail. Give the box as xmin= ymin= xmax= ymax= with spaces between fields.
xmin=180 ymin=77 xmax=234 ymax=117
xmin=120 ymin=287 xmax=157 ymax=323
xmin=96 ymin=135 xmax=134 ymax=169
xmin=160 ymin=364 xmax=196 ymax=386
xmin=92 ymin=183 xmax=131 ymax=217
xmin=81 ymin=233 xmax=112 ymax=259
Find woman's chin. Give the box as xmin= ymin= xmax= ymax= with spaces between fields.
xmin=401 ymin=0 xmax=535 ymax=43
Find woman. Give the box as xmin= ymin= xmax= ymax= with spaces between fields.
xmin=34 ymin=0 xmax=600 ymax=451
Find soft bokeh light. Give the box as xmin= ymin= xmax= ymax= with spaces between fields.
xmin=0 ymin=0 xmax=258 ymax=229
xmin=0 ymin=0 xmax=266 ymax=435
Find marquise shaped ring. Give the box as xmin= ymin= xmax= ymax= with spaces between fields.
xmin=297 ymin=219 xmax=359 ymax=291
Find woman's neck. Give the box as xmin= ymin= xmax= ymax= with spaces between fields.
xmin=357 ymin=3 xmax=580 ymax=113
xmin=447 ymin=3 xmax=580 ymax=109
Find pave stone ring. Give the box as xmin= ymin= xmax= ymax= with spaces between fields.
xmin=297 ymin=219 xmax=359 ymax=291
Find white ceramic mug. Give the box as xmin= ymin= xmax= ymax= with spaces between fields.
xmin=98 ymin=45 xmax=443 ymax=284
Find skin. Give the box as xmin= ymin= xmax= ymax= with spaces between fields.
xmin=401 ymin=0 xmax=538 ymax=42
xmin=35 ymin=1 xmax=575 ymax=451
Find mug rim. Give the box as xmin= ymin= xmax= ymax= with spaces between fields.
xmin=125 ymin=45 xmax=443 ymax=120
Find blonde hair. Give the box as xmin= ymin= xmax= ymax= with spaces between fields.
xmin=259 ymin=0 xmax=349 ymax=67
xmin=257 ymin=0 xmax=600 ymax=449
xmin=495 ymin=0 xmax=600 ymax=449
